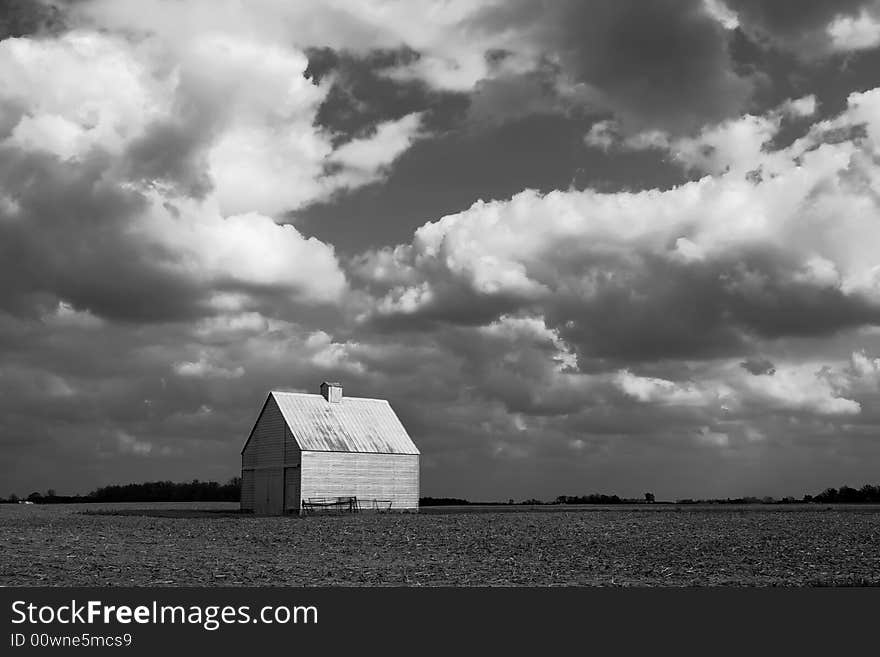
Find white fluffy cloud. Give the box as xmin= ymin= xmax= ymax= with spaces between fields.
xmin=0 ymin=26 xmax=424 ymax=216
xmin=361 ymin=89 xmax=880 ymax=333
xmin=616 ymin=356 xmax=869 ymax=417
xmin=0 ymin=32 xmax=171 ymax=159
xmin=327 ymin=113 xmax=424 ymax=189
xmin=8 ymin=0 xmax=880 ymax=501
xmin=116 ymin=430 xmax=156 ymax=456
xmin=0 ymin=10 xmax=444 ymax=315
xmin=616 ymin=370 xmax=725 ymax=407
xmin=716 ymin=1 xmax=880 ymax=59
xmin=141 ymin=197 xmax=347 ymax=303
xmin=73 ymin=0 xmax=509 ymax=93
xmin=828 ymin=8 xmax=880 ymax=51
xmin=173 ymin=355 xmax=245 ymax=379
xmin=588 ymin=95 xmax=819 ymax=172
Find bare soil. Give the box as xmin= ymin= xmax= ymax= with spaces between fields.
xmin=2 ymin=503 xmax=879 ymax=586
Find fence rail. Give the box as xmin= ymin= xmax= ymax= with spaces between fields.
xmin=300 ymin=496 xmax=393 ymax=515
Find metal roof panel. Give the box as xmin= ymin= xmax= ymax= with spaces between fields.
xmin=269 ymin=391 xmax=419 ymax=455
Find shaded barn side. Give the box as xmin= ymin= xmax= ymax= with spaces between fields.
xmin=241 ymin=395 xmax=302 ymax=515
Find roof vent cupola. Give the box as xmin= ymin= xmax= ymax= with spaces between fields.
xmin=320 ymin=381 xmax=343 ymax=403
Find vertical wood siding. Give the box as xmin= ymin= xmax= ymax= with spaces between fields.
xmin=285 ymin=466 xmax=301 ymax=512
xmin=300 ymin=452 xmax=419 ymax=509
xmin=240 ymin=467 xmax=255 ymax=511
xmin=242 ymin=396 xmax=284 ymax=513
xmin=253 ymin=468 xmax=284 ymax=514
xmin=242 ymin=400 xmax=302 ymax=513
xmin=242 ymin=396 xmax=285 ymax=468
xmin=283 ymin=424 xmax=302 ymax=466
xmin=283 ymin=425 xmax=302 ymax=513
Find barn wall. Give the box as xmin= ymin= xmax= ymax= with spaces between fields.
xmin=283 ymin=422 xmax=301 ymax=461
xmin=254 ymin=468 xmax=283 ymax=514
xmin=240 ymin=468 xmax=255 ymax=510
xmin=283 ymin=424 xmax=302 ymax=513
xmin=241 ymin=396 xmax=301 ymax=513
xmin=300 ymin=452 xmax=419 ymax=510
xmin=285 ymin=465 xmax=301 ymax=512
xmin=242 ymin=396 xmax=285 ymax=469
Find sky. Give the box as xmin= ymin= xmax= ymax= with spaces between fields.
xmin=3 ymin=0 xmax=880 ymax=501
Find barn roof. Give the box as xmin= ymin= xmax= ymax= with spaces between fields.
xmin=266 ymin=391 xmax=419 ymax=455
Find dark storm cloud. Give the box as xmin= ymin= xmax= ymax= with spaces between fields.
xmin=0 ymin=147 xmax=207 ymax=322
xmin=740 ymin=357 xmax=776 ymax=376
xmin=473 ymin=0 xmax=757 ymax=133
xmin=0 ymin=148 xmax=341 ymax=327
xmin=5 ymin=0 xmax=880 ymax=503
xmin=431 ymin=324 xmax=586 ymax=417
xmin=465 ymin=58 xmax=570 ymax=126
xmin=0 ymin=312 xmax=385 ymax=493
xmin=357 ymin=238 xmax=880 ymax=366
xmin=554 ymin=251 xmax=880 ymax=364
xmin=729 ymin=0 xmax=867 ymax=31
xmin=0 ymin=0 xmax=66 ymax=39
xmin=728 ymin=0 xmax=872 ymax=51
xmin=299 ymin=112 xmax=685 ymax=253
xmin=122 ymin=120 xmax=214 ymax=199
xmin=305 ymin=47 xmax=468 ymax=145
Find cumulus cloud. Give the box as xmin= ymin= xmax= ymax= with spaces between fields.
xmin=0 ymin=11 xmax=451 ymax=322
xmin=0 ymin=31 xmax=170 ymax=160
xmin=41 ymin=301 xmax=105 ymax=330
xmin=589 ymin=95 xmax=819 ymax=169
xmin=828 ymin=8 xmax=880 ymax=51
xmin=616 ymin=370 xmax=723 ymax=407
xmin=116 ymin=430 xmax=157 ymax=456
xmin=613 ymin=354 xmax=871 ymax=441
xmin=7 ymin=0 xmax=880 ymax=501
xmin=740 ymin=357 xmax=776 ymax=376
xmin=724 ymin=0 xmax=880 ymax=57
xmin=358 ymin=91 xmax=880 ymax=367
xmin=471 ymin=0 xmax=758 ymax=134
xmin=326 ymin=112 xmax=424 ymax=190
xmin=173 ymin=356 xmax=245 ymax=380
xmin=739 ymin=361 xmax=862 ymax=415
xmin=584 ymin=120 xmax=618 ymax=151
xmin=703 ymin=0 xmax=740 ymax=30
xmin=68 ymin=0 xmax=771 ymax=135
xmin=696 ymin=426 xmax=731 ymax=448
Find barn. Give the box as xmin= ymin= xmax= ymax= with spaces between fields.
xmin=240 ymin=382 xmax=420 ymax=514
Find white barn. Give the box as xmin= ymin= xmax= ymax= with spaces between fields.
xmin=240 ymin=382 xmax=420 ymax=514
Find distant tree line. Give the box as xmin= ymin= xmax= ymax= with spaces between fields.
xmin=86 ymin=478 xmax=241 ymax=502
xmin=676 ymin=484 xmax=880 ymax=505
xmin=420 ymin=483 xmax=880 ymax=506
xmin=553 ymin=494 xmax=625 ymax=504
xmin=5 ymin=481 xmax=880 ymax=505
xmin=809 ymin=485 xmax=880 ymax=504
xmin=3 ymin=478 xmax=241 ymax=504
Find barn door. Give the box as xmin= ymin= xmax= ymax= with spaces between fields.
xmin=266 ymin=469 xmax=282 ymax=514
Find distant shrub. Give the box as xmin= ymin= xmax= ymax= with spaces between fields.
xmin=419 ymin=497 xmax=470 ymax=506
xmin=552 ymin=494 xmax=625 ymax=504
xmin=812 ymin=484 xmax=880 ymax=504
